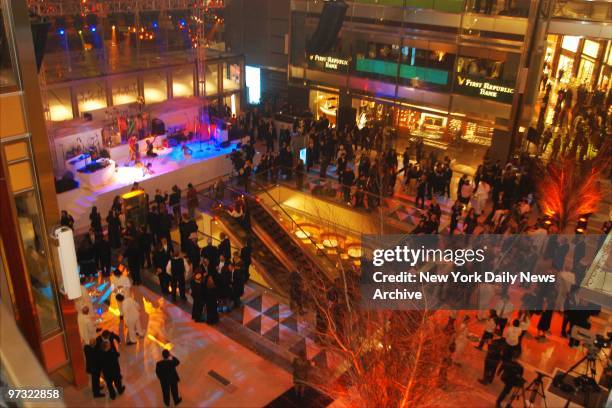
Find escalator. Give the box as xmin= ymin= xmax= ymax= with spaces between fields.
xmin=211 ymin=207 xmax=294 ymax=297
xmin=246 ymin=196 xmax=333 ymax=285
xmin=198 ymin=178 xmax=334 ymax=297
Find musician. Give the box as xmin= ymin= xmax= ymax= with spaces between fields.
xmin=128 ymin=135 xmax=138 ymax=163
xmin=146 ymin=139 xmax=158 ymax=158
xmin=181 ymin=142 xmax=192 ymax=159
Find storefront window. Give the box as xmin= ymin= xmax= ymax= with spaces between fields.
xmin=0 ymin=8 xmax=19 ymax=93
xmin=223 ymin=93 xmax=239 ymax=117
xmin=76 ymin=82 xmax=107 ymax=113
xmin=557 ymin=55 xmax=574 ymax=84
xmin=309 ymin=89 xmax=338 ymax=122
xmin=578 ymin=59 xmax=595 ymax=85
xmin=205 ymin=63 xmax=218 ymax=95
xmin=222 ymin=63 xmax=241 ymax=93
xmin=583 ymin=40 xmax=600 ymax=59
xmin=14 ymin=190 xmax=61 ymax=336
xmin=47 ymin=87 xmax=73 ymax=121
xmin=111 ymin=76 xmax=139 ymax=106
xmin=172 ymin=67 xmax=194 ymax=98
xmin=561 ymin=36 xmax=580 ymax=53
xmin=143 ymin=72 xmax=167 ymax=103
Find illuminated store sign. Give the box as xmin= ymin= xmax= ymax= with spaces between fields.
xmin=456 ymin=76 xmax=514 ymax=103
xmin=309 ymin=54 xmax=350 ymax=70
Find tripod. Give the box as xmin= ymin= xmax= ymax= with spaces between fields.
xmin=506 ymin=371 xmax=550 ymax=408
xmin=554 ymin=347 xmax=604 ymax=408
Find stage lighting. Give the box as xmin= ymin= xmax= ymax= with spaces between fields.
xmin=112 ymin=25 xmax=116 ymax=30
xmin=153 ymin=21 xmax=158 ymax=28
xmin=58 ymin=28 xmax=65 ymax=35
xmin=180 ymin=19 xmax=186 ymax=26
xmin=91 ymin=26 xmax=96 ymax=32
xmin=78 ymin=29 xmax=83 ymax=35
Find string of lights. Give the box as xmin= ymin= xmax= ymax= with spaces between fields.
xmin=27 ymin=0 xmax=224 ymax=17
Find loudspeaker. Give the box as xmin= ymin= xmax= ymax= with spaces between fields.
xmin=337 ymin=106 xmax=356 ymax=130
xmin=306 ymin=0 xmax=348 ymax=55
xmin=152 ymin=118 xmax=166 ymax=135
xmin=31 ymin=21 xmax=50 ymax=72
xmin=84 ymin=112 xmax=93 ymax=121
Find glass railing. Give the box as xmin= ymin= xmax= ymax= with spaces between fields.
xmin=351 ymin=0 xmax=464 ymax=14
xmin=552 ymin=0 xmax=612 ymax=23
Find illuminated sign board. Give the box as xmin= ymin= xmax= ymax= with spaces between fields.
xmin=455 ymin=75 xmax=515 ymax=103
xmin=309 ymin=54 xmax=350 ymax=70
xmin=245 ymin=65 xmax=261 ymax=105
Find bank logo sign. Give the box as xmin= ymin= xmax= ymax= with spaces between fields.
xmin=309 ymin=54 xmax=350 ymax=70
xmin=456 ymin=75 xmax=514 ymax=103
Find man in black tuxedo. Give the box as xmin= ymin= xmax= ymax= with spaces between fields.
xmin=201 ymin=239 xmax=219 ymax=269
xmin=156 ymin=349 xmax=182 ymax=407
xmin=218 ymin=233 xmax=231 ymax=262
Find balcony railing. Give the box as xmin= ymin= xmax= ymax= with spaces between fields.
xmin=552 ymin=0 xmax=612 ymax=23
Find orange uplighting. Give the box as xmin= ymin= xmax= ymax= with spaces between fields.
xmin=538 ymin=158 xmax=606 ymax=229
xmin=112 ymin=25 xmax=116 ymax=30
xmin=147 ymin=334 xmax=174 ymax=350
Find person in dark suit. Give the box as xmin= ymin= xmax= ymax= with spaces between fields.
xmin=156 ymin=349 xmax=182 ymax=407
xmin=96 ymin=235 xmax=112 ymax=277
xmin=84 ymin=340 xmax=104 ymax=398
xmin=153 ymin=241 xmax=171 ymax=296
xmin=478 ymin=336 xmax=507 ymax=384
xmin=240 ymin=240 xmax=252 ymax=281
xmin=123 ymin=237 xmax=142 ymax=285
xmin=201 ymin=239 xmax=219 ymax=269
xmin=218 ymin=233 xmax=231 ymax=261
xmin=190 ymin=272 xmax=205 ymax=322
xmin=99 ymin=336 xmax=125 ymax=400
xmin=203 ymin=269 xmax=219 ymax=324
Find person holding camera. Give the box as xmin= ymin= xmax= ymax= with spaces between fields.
xmin=495 ymin=353 xmax=524 ymax=408
xmin=156 ymin=349 xmax=182 ymax=406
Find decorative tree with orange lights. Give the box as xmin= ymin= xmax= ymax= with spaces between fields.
xmin=537 ymin=140 xmax=611 ymax=231
xmin=301 ymin=270 xmax=462 ymax=408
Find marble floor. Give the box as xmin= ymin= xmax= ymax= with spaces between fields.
xmin=57 ymin=285 xmax=292 ymax=408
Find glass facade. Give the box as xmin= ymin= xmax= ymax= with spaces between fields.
xmin=75 ymin=82 xmax=107 ymax=113
xmin=43 ymin=57 xmax=243 ymax=122
xmin=111 ymin=76 xmax=139 ymax=106
xmin=172 ymin=67 xmax=194 ymax=98
xmin=47 ymin=87 xmax=73 ymax=121
xmin=0 ymin=8 xmax=18 ymax=92
xmin=222 ymin=62 xmax=241 ymax=93
xmin=14 ymin=189 xmax=61 ymax=335
xmin=143 ymin=71 xmax=168 ymax=104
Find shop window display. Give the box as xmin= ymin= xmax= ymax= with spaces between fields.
xmin=310 ymin=89 xmax=339 ymax=122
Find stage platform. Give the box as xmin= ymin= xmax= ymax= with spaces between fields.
xmin=58 ymin=140 xmax=245 ymax=231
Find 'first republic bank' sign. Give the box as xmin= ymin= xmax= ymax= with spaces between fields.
xmin=455 ymin=75 xmax=515 ymax=103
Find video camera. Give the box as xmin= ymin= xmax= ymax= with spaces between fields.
xmin=570 ymin=326 xmax=611 ymax=362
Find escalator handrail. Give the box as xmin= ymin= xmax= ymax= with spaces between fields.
xmin=223 ymin=178 xmax=339 ymax=280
